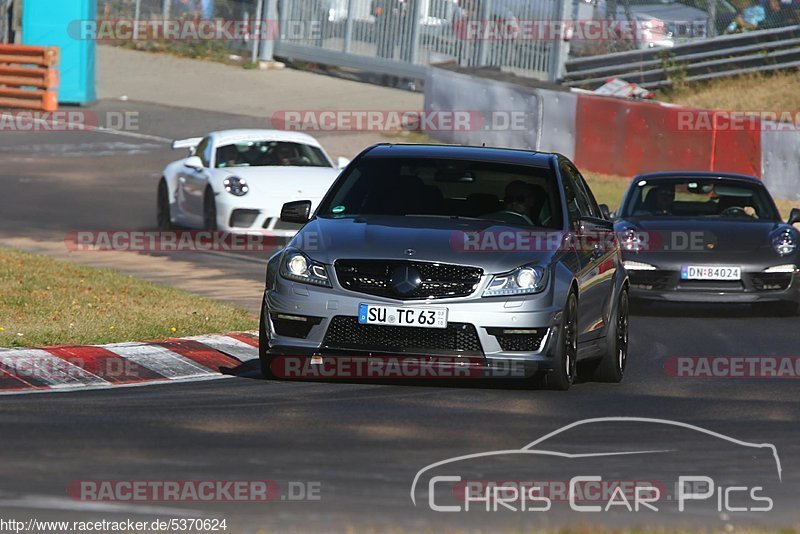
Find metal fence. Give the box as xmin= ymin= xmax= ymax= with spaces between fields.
xmin=98 ymin=0 xmax=572 ymax=81
xmin=96 ymin=0 xmax=800 ymax=82
xmin=1 ymin=0 xmax=12 ymax=43
xmin=564 ymin=24 xmax=800 ymax=88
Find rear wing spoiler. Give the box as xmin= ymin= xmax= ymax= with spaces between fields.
xmin=171 ymin=137 xmax=203 ymax=152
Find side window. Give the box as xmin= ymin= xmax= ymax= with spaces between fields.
xmin=194 ymin=137 xmax=211 ymax=168
xmin=573 ymin=168 xmax=601 ymax=219
xmin=560 ymin=164 xmax=589 ymax=226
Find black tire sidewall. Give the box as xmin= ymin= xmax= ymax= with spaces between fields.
xmin=204 ymin=189 xmax=217 ymax=231
xmin=548 ymin=292 xmax=577 ymax=390
xmin=157 ymin=180 xmax=172 ymax=229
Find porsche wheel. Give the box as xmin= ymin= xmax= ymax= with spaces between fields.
xmin=203 ymin=188 xmax=218 ymax=231
xmin=156 ymin=179 xmax=172 ymax=230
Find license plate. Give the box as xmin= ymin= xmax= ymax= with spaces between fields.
xmin=681 ymin=265 xmax=741 ymax=281
xmin=358 ymin=303 xmax=448 ymax=329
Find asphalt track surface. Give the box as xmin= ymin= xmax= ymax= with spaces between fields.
xmin=1 ymin=101 xmax=799 ymax=532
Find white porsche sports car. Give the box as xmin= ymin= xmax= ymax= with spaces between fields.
xmin=157 ymin=129 xmax=345 ymax=235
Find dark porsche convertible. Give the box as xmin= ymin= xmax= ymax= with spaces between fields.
xmin=614 ymin=172 xmax=800 ymax=313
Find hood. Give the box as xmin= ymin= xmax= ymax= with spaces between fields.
xmin=218 ymin=166 xmax=339 ymax=202
xmin=615 ymin=216 xmax=789 ymax=256
xmin=291 ymin=215 xmax=561 ymax=274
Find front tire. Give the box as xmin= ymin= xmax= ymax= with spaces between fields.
xmin=546 ymin=291 xmax=578 ymax=391
xmin=203 ymin=188 xmax=218 ymax=231
xmin=592 ymin=288 xmax=629 ymax=383
xmin=156 ymin=179 xmax=172 ymax=230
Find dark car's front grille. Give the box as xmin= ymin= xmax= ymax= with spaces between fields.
xmin=487 ymin=328 xmax=548 ymax=352
xmin=323 ymin=316 xmax=483 ymax=354
xmin=750 ymin=273 xmax=793 ymax=291
xmin=334 ymin=260 xmax=483 ymax=300
xmin=678 ymin=279 xmax=744 ymax=291
xmin=628 ymin=270 xmax=676 ymax=291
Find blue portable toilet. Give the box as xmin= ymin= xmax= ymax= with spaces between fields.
xmin=22 ymin=0 xmax=96 ymax=105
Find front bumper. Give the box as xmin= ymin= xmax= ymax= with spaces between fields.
xmin=264 ymin=275 xmax=565 ymax=372
xmin=627 ymin=268 xmax=800 ymax=303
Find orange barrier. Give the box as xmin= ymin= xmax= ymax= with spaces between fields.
xmin=0 ymin=44 xmax=59 ymax=67
xmin=0 ymin=44 xmax=59 ymax=112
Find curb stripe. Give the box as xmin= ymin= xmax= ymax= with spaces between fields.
xmin=225 ymin=332 xmax=259 ymax=348
xmin=0 ymin=349 xmax=107 ymax=388
xmin=102 ymin=343 xmax=216 ymax=380
xmin=0 ymin=367 xmax=38 ymax=390
xmin=45 ymin=345 xmax=167 ymax=384
xmin=0 ymin=332 xmax=259 ymax=395
xmin=187 ymin=335 xmax=259 ymax=362
xmin=154 ymin=339 xmax=240 ymax=372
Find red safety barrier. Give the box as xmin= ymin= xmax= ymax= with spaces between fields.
xmin=573 ymin=93 xmax=762 ymax=178
xmin=0 ymin=44 xmax=59 ymax=112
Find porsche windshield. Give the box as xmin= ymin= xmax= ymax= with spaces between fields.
xmin=215 ymin=141 xmax=331 ymax=168
xmin=317 ymin=157 xmax=563 ymax=229
xmin=621 ymin=177 xmax=780 ymax=220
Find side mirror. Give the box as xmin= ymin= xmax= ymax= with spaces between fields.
xmin=336 ymin=156 xmax=351 ymax=170
xmin=599 ymin=203 xmax=611 ymax=220
xmin=281 ymin=200 xmax=312 ymax=224
xmin=184 ymin=155 xmax=204 ymax=170
xmin=788 ymin=207 xmax=800 ymax=226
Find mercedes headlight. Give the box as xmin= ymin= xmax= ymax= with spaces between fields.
xmin=279 ymin=249 xmax=331 ymax=287
xmin=223 ymin=176 xmax=248 ymax=196
xmin=772 ymin=228 xmax=797 ymax=257
xmin=483 ymin=265 xmax=548 ymax=297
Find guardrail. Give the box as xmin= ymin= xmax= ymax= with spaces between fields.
xmin=0 ymin=43 xmax=58 ymax=111
xmin=563 ymin=25 xmax=800 ymax=90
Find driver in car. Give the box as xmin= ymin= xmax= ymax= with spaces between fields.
xmin=486 ymin=180 xmax=538 ymax=225
xmin=651 ymin=185 xmax=675 ymax=215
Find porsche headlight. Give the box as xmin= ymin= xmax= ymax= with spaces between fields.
xmin=772 ymin=229 xmax=797 ymax=257
xmin=223 ymin=176 xmax=248 ymax=196
xmin=279 ymin=249 xmax=331 ymax=287
xmin=483 ymin=265 xmax=548 ymax=296
xmin=618 ymin=228 xmax=648 ymax=252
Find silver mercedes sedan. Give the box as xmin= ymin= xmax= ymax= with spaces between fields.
xmin=259 ymin=144 xmax=629 ymax=390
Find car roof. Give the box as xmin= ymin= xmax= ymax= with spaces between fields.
xmin=362 ymin=143 xmax=556 ymax=168
xmin=632 ymin=171 xmax=763 ymax=185
xmin=209 ymin=129 xmax=323 ymax=147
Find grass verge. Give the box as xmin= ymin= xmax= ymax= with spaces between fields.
xmin=657 ymin=70 xmax=800 ymax=112
xmin=0 ymin=248 xmax=257 ymax=348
